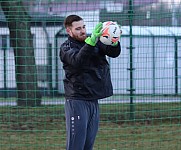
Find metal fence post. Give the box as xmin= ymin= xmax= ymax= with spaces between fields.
xmin=128 ymin=0 xmax=135 ymax=120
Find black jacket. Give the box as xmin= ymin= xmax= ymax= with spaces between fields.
xmin=59 ymin=36 xmax=121 ymax=100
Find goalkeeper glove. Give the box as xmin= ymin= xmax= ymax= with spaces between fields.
xmin=112 ymin=41 xmax=118 ymax=46
xmin=85 ymin=22 xmax=103 ymax=46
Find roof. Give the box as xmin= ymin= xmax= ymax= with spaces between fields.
xmin=29 ymin=1 xmax=159 ymax=14
xmin=0 ymin=11 xmax=64 ymax=27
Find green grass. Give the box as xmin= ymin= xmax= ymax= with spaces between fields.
xmin=0 ymin=102 xmax=181 ymax=150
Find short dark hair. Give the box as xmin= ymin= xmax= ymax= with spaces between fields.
xmin=64 ymin=15 xmax=83 ymax=28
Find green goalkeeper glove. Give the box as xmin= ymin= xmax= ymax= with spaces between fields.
xmin=112 ymin=41 xmax=118 ymax=46
xmin=85 ymin=22 xmax=103 ymax=46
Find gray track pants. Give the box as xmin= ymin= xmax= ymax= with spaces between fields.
xmin=65 ymin=99 xmax=99 ymax=150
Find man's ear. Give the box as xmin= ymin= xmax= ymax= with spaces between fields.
xmin=66 ymin=28 xmax=72 ymax=35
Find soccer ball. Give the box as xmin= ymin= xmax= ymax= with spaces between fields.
xmin=100 ymin=21 xmax=120 ymax=46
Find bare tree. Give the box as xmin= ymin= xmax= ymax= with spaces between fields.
xmin=1 ymin=1 xmax=42 ymax=106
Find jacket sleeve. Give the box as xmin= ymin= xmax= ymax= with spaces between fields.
xmin=97 ymin=41 xmax=121 ymax=58
xmin=59 ymin=41 xmax=94 ymax=67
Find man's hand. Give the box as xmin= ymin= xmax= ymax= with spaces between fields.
xmin=112 ymin=41 xmax=119 ymax=46
xmin=85 ymin=22 xmax=103 ymax=46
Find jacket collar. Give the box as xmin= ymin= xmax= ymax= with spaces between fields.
xmin=68 ymin=35 xmax=85 ymax=46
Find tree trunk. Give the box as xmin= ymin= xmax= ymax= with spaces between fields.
xmin=1 ymin=1 xmax=42 ymax=106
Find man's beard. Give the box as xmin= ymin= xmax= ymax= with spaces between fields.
xmin=72 ymin=33 xmax=87 ymax=42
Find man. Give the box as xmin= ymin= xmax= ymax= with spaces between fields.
xmin=59 ymin=15 xmax=121 ymax=150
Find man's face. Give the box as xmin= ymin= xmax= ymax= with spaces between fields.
xmin=67 ymin=20 xmax=87 ymax=42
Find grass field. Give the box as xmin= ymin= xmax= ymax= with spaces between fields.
xmin=0 ymin=101 xmax=181 ymax=150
